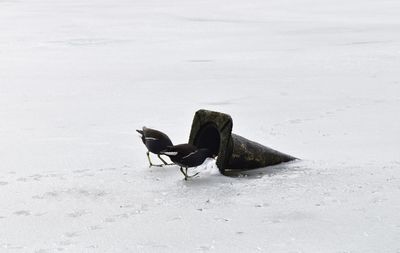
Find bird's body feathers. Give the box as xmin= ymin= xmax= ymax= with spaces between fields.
xmin=161 ymin=144 xmax=212 ymax=168
xmin=137 ymin=127 xmax=173 ymax=154
xmin=136 ymin=126 xmax=173 ymax=167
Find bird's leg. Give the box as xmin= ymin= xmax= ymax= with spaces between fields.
xmin=187 ymin=172 xmax=200 ymax=179
xmin=147 ymin=152 xmax=162 ymax=167
xmin=157 ymin=155 xmax=173 ymax=166
xmin=184 ymin=167 xmax=199 ymax=179
xmin=146 ymin=151 xmax=153 ymax=167
xmin=179 ymin=167 xmax=188 ymax=180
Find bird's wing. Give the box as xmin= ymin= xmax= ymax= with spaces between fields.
xmin=162 ymin=151 xmax=178 ymax=156
xmin=182 ymin=150 xmax=198 ymax=159
xmin=143 ymin=128 xmax=173 ymax=145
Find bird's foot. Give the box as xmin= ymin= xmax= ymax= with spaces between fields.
xmin=158 ymin=155 xmax=172 ymax=166
xmin=187 ymin=172 xmax=200 ymax=179
xmin=180 ymin=167 xmax=189 ymax=180
xmin=179 ymin=167 xmax=200 ymax=180
xmin=149 ymin=163 xmax=163 ymax=168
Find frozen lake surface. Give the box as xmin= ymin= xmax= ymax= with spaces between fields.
xmin=1 ymin=0 xmax=400 ymax=251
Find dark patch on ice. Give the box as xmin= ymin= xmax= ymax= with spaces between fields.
xmin=58 ymin=240 xmax=73 ymax=246
xmin=73 ymin=169 xmax=91 ymax=174
xmin=197 ymin=245 xmax=215 ymax=251
xmin=136 ymin=242 xmax=169 ymax=249
xmin=0 ymin=244 xmax=24 ymax=250
xmin=64 ymin=232 xmax=79 ymax=238
xmin=0 ymin=181 xmax=8 ymax=186
xmin=283 ymin=26 xmax=368 ymax=35
xmin=271 ymin=211 xmax=315 ymax=223
xmin=289 ymin=119 xmax=304 ymax=124
xmin=178 ymin=16 xmax=265 ymax=25
xmin=47 ymin=38 xmax=133 ymax=47
xmin=98 ymin=167 xmax=117 ymax=172
xmin=67 ymin=210 xmax=90 ymax=218
xmin=87 ymin=225 xmax=103 ymax=230
xmin=255 ymin=203 xmax=268 ymax=208
xmin=187 ymin=59 xmax=214 ymax=63
xmin=16 ymin=173 xmax=65 ymax=182
xmin=29 ymin=174 xmax=43 ymax=181
xmin=343 ymin=40 xmax=391 ymax=46
xmin=103 ymin=217 xmax=116 ymax=223
xmin=76 ymin=173 xmax=95 ymax=177
xmin=32 ymin=191 xmax=58 ymax=199
xmin=14 ymin=210 xmax=31 ymax=216
xmin=214 ymin=217 xmax=229 ymax=222
xmin=35 ymin=249 xmax=50 ymax=253
xmin=168 ymin=217 xmax=182 ymax=222
xmin=33 ymin=188 xmax=107 ymax=200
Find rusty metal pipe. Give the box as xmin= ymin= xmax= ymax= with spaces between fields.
xmin=188 ymin=109 xmax=297 ymax=175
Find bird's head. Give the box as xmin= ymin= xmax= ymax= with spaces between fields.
xmin=136 ymin=127 xmax=145 ymax=144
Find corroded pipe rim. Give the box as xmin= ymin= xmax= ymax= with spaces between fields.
xmin=188 ymin=109 xmax=233 ymax=174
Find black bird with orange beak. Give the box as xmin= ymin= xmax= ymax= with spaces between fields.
xmin=160 ymin=144 xmax=214 ymax=180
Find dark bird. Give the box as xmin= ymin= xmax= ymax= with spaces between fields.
xmin=160 ymin=144 xmax=214 ymax=180
xmin=136 ymin=127 xmax=173 ymax=167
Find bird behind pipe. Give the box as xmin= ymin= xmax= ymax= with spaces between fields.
xmin=160 ymin=144 xmax=214 ymax=180
xmin=136 ymin=126 xmax=173 ymax=167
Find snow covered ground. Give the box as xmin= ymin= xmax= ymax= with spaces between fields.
xmin=1 ymin=0 xmax=400 ymax=251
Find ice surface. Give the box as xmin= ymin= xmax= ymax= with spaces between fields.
xmin=1 ymin=0 xmax=400 ymax=251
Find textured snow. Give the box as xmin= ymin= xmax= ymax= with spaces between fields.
xmin=1 ymin=0 xmax=400 ymax=252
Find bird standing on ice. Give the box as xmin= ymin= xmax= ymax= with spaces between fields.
xmin=136 ymin=127 xmax=173 ymax=167
xmin=160 ymin=144 xmax=214 ymax=180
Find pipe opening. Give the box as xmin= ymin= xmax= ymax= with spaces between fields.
xmin=193 ymin=123 xmax=221 ymax=156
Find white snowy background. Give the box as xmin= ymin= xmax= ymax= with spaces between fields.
xmin=1 ymin=0 xmax=400 ymax=252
